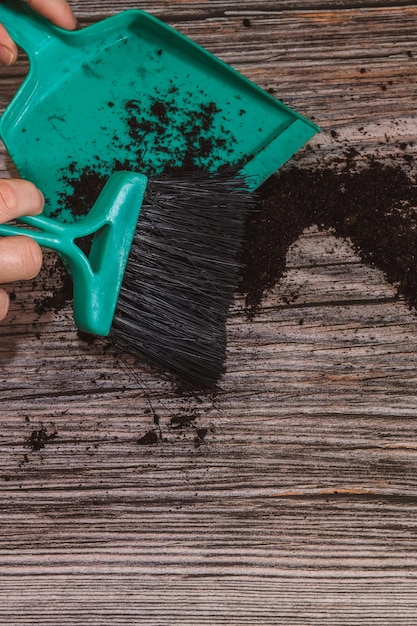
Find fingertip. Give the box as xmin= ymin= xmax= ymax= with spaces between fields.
xmin=0 ymin=179 xmax=44 ymax=222
xmin=24 ymin=237 xmax=43 ymax=279
xmin=32 ymin=187 xmax=45 ymax=216
xmin=0 ymin=289 xmax=10 ymax=321
xmin=0 ymin=44 xmax=16 ymax=66
xmin=0 ymin=23 xmax=18 ymax=65
xmin=25 ymin=0 xmax=78 ymax=31
xmin=0 ymin=236 xmax=43 ymax=284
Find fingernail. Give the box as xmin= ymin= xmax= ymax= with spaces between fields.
xmin=34 ymin=187 xmax=45 ymax=214
xmin=0 ymin=45 xmax=14 ymax=66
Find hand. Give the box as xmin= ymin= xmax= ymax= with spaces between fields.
xmin=0 ymin=179 xmax=43 ymax=320
xmin=0 ymin=0 xmax=77 ymax=65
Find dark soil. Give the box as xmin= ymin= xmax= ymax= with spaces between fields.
xmin=53 ymin=95 xmax=238 ymax=220
xmin=25 ymin=425 xmax=57 ymax=452
xmin=34 ymin=256 xmax=73 ymax=315
xmin=62 ymin=165 xmax=107 ymax=219
xmin=137 ymin=429 xmax=159 ymax=445
xmin=240 ymin=157 xmax=417 ymax=316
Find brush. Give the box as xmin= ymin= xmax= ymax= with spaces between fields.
xmin=0 ymin=170 xmax=253 ymax=388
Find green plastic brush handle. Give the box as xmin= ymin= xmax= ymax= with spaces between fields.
xmin=0 ymin=171 xmax=148 ymax=336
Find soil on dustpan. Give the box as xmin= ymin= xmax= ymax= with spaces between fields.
xmin=51 ymin=95 xmax=238 ymax=220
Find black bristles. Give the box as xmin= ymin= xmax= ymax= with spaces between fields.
xmin=110 ymin=173 xmax=254 ymax=388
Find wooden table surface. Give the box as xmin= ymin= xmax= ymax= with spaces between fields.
xmin=1 ymin=1 xmax=417 ymax=623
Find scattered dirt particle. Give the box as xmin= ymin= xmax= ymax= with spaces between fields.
xmin=77 ymin=330 xmax=96 ymax=345
xmin=137 ymin=430 xmax=159 ymax=445
xmin=26 ymin=425 xmax=57 ymax=452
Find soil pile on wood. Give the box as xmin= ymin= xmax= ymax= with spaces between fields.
xmin=240 ymin=159 xmax=417 ymax=315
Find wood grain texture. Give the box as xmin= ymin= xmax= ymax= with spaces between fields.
xmin=1 ymin=1 xmax=417 ymax=624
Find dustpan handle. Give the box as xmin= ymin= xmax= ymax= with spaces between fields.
xmin=0 ymin=0 xmax=59 ymax=57
xmin=0 ymin=171 xmax=148 ymax=336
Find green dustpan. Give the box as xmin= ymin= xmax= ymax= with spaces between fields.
xmin=0 ymin=0 xmax=318 ymax=221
